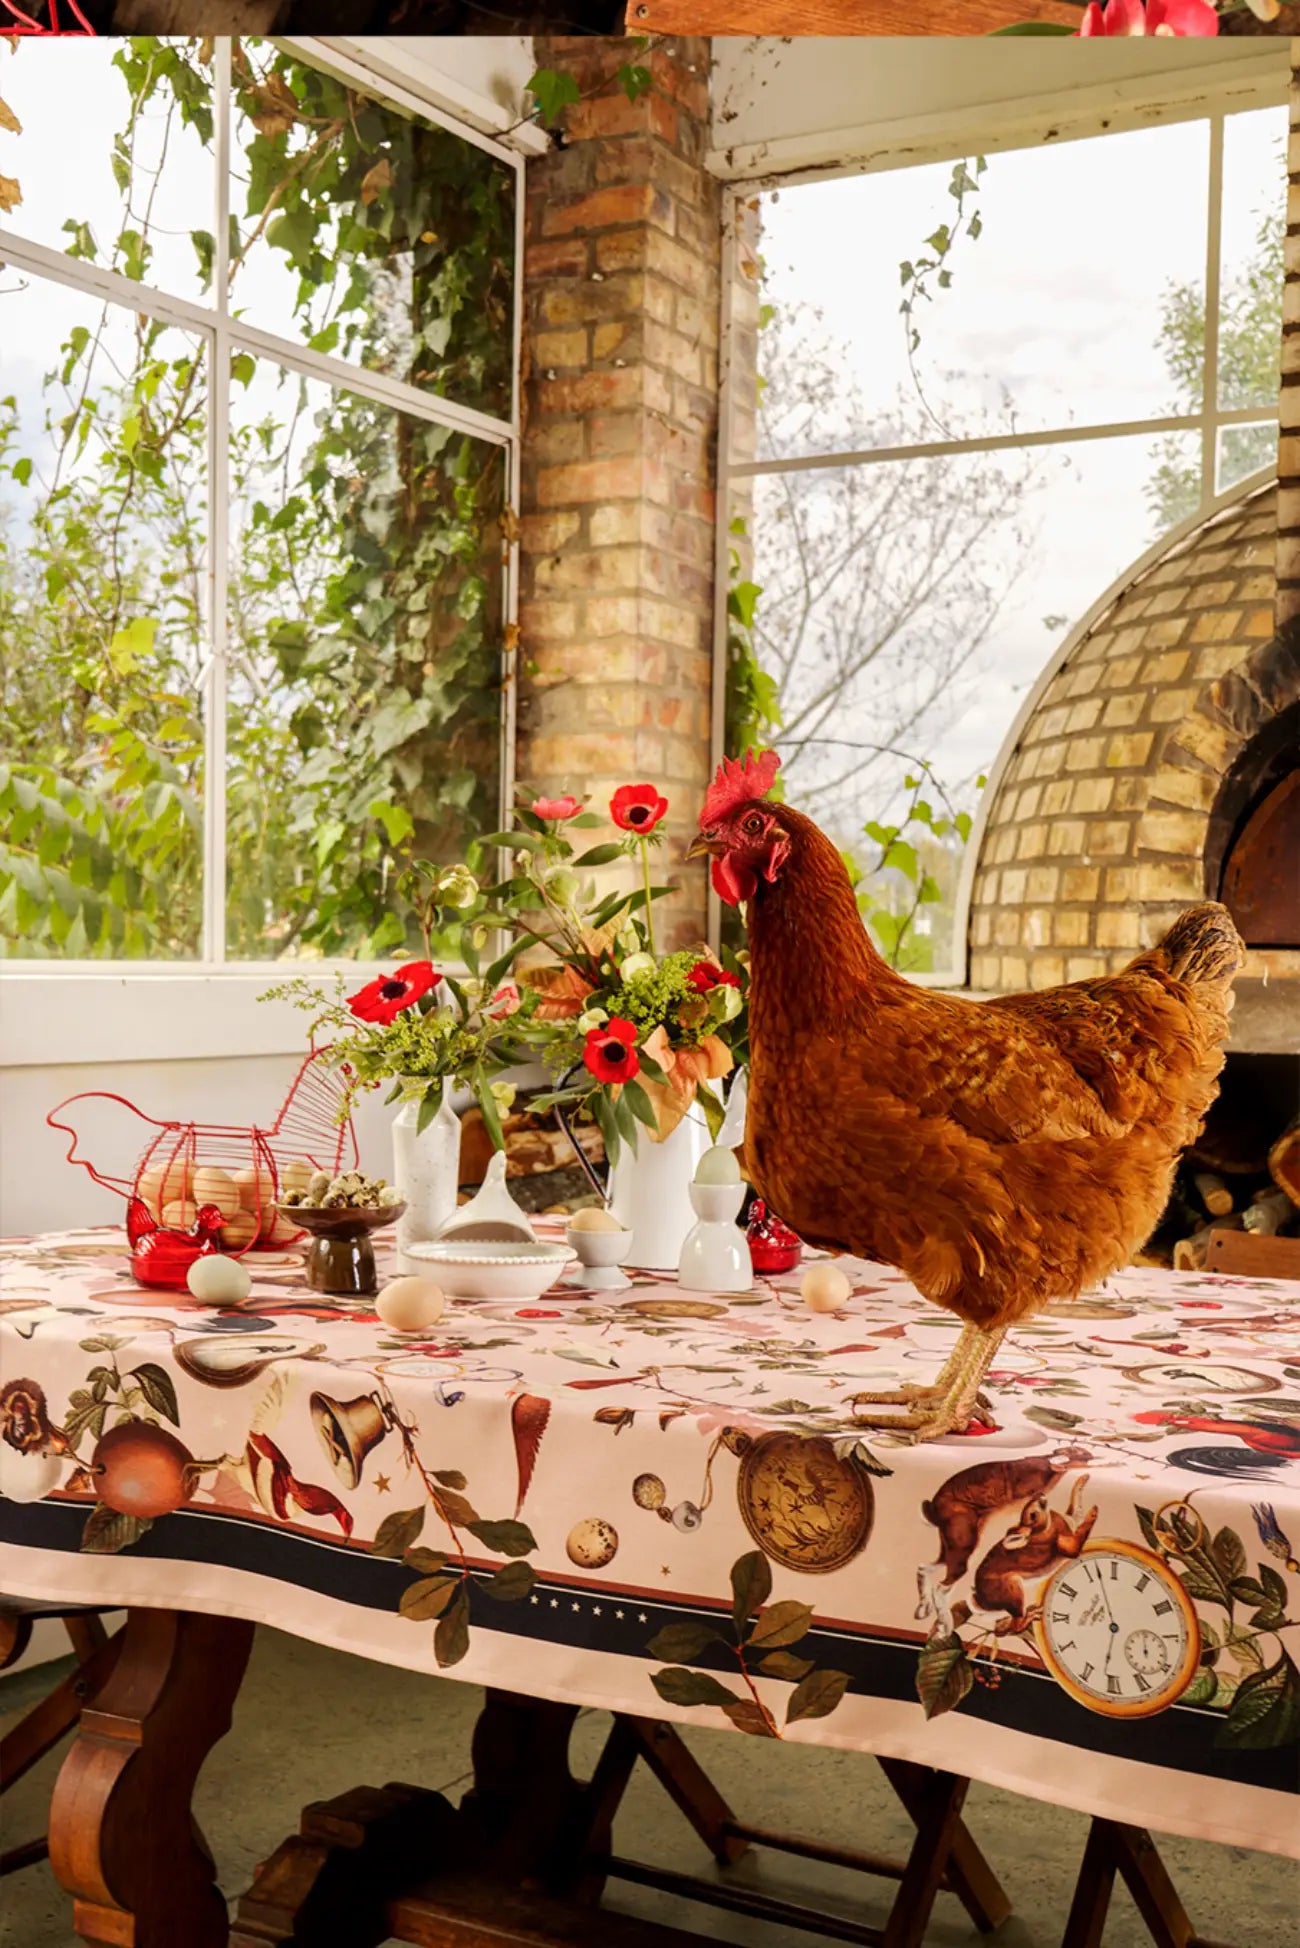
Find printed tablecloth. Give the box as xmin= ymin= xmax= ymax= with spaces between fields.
xmin=1 ymin=1227 xmax=1297 ymax=1858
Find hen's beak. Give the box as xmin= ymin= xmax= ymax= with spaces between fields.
xmin=685 ymin=831 xmax=719 ymax=862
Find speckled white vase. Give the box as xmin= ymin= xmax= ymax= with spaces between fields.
xmin=609 ymin=1110 xmax=710 ymax=1271
xmin=391 ymin=1084 xmax=461 ymax=1277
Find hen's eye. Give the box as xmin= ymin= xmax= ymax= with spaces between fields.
xmin=742 ymin=813 xmax=764 ymax=836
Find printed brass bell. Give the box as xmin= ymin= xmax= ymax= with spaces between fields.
xmin=310 ymin=1390 xmax=389 ymax=1489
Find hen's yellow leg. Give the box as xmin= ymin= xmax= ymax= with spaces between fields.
xmin=849 ymin=1324 xmax=1006 ymax=1441
xmin=844 ymin=1319 xmax=982 ymax=1409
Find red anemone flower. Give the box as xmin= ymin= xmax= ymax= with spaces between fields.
xmin=610 ymin=784 xmax=668 ymax=834
xmin=686 ymin=961 xmax=741 ymax=995
xmin=347 ymin=961 xmax=440 ymax=1026
xmin=532 ymin=795 xmax=582 ymax=821
xmin=584 ymin=1016 xmax=641 ymax=1085
xmin=1078 ymin=0 xmax=1217 ymax=32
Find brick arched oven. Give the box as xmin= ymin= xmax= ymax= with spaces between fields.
xmin=965 ymin=477 xmax=1299 ymax=1054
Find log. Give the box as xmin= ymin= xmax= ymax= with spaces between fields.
xmin=1174 ymin=1215 xmax=1243 ymax=1271
xmin=1270 ymin=1118 xmax=1300 ymax=1209
xmin=1192 ymin=1172 xmax=1234 ymax=1219
xmin=1243 ymin=1188 xmax=1296 ymax=1238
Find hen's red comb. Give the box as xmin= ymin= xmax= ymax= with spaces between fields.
xmin=701 ymin=748 xmax=781 ymax=825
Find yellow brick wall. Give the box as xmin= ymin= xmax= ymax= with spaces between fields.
xmin=968 ymin=482 xmax=1293 ymax=991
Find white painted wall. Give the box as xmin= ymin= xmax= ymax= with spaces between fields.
xmin=709 ymin=36 xmax=1288 ymax=181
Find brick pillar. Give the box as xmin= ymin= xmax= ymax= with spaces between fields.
xmin=517 ymin=37 xmax=720 ymax=947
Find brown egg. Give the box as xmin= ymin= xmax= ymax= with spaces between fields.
xmin=191 ymin=1166 xmax=241 ymax=1218
xmin=232 ymin=1165 xmax=278 ymax=1214
xmin=565 ymin=1517 xmax=619 ymax=1569
xmin=219 ymin=1209 xmax=258 ymax=1250
xmin=278 ymin=1160 xmax=313 ymax=1198
xmin=161 ymin=1199 xmax=198 ymax=1231
xmin=157 ymin=1155 xmax=194 ymax=1206
xmin=802 ymin=1262 xmax=852 ymax=1313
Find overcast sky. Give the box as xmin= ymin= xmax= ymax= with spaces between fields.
xmin=755 ymin=107 xmax=1284 ymax=824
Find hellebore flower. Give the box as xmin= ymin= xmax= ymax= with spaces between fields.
xmin=532 ymin=795 xmax=582 ymax=821
xmin=1078 ymin=0 xmax=1217 ymax=34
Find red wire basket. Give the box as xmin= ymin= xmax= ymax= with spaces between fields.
xmin=47 ymin=1048 xmax=359 ymax=1290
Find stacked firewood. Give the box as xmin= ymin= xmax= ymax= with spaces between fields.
xmin=1141 ymin=1107 xmax=1300 ymax=1271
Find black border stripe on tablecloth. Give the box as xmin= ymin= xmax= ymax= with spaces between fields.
xmin=1 ymin=1498 xmax=1294 ymax=1799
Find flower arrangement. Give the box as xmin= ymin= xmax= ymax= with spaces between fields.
xmin=260 ymin=863 xmax=533 ymax=1149
xmin=262 ymin=779 xmax=746 ymax=1172
xmin=469 ymin=781 xmax=749 ymax=1168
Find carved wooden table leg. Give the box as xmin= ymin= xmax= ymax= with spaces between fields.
xmin=48 ymin=1606 xmax=254 ymax=1948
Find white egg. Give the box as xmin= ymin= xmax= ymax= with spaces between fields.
xmin=695 ymin=1145 xmax=741 ymax=1186
xmin=801 ymin=1262 xmax=852 ymax=1313
xmin=376 ymin=1276 xmax=446 ymax=1332
xmin=0 ymin=1445 xmax=63 ymax=1503
xmin=186 ymin=1253 xmax=252 ymax=1307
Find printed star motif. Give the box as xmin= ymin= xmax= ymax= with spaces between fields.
xmin=637 ymin=1612 xmax=647 ymax=1623
xmin=374 ymin=1474 xmax=391 ymax=1494
xmin=530 ymin=1594 xmax=539 ymax=1605
xmin=592 ymin=1606 xmax=602 ymax=1616
xmin=615 ymin=1609 xmax=625 ymax=1620
xmin=572 ymin=1601 xmax=581 ymax=1612
xmin=661 ymin=1566 xmax=671 ymax=1576
xmin=549 ymin=1598 xmax=559 ymax=1609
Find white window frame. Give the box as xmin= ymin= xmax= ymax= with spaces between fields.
xmin=0 ymin=37 xmax=531 ymax=1061
xmin=710 ymin=82 xmax=1286 ymax=983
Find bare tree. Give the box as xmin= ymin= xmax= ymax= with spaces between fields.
xmin=750 ymin=309 xmax=1038 ymax=844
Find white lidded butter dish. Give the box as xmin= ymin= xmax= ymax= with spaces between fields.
xmin=406 ymin=1238 xmax=576 ymax=1301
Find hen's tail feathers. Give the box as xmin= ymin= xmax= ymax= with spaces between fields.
xmin=1154 ymin=902 xmax=1245 ymax=995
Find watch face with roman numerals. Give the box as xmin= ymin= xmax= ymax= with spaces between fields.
xmin=1033 ymin=1539 xmax=1200 ymax=1719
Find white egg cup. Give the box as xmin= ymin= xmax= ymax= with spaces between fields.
xmin=677 ymin=1180 xmax=752 ymax=1294
xmin=565 ymin=1220 xmax=634 ymax=1291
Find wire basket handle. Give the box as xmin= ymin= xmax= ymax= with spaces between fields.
xmin=45 ymin=1091 xmax=176 ymax=1202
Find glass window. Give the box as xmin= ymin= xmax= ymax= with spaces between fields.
xmin=740 ymin=105 xmax=1280 ymax=980
xmin=225 ymin=360 xmax=505 ymax=959
xmin=228 ymin=43 xmax=516 ymax=420
xmin=1 ymin=279 xmax=206 ymax=959
xmin=0 ymin=37 xmax=518 ymax=965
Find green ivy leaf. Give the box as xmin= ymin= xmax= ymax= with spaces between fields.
xmin=528 ymin=68 xmax=581 ymax=129
xmin=617 ymin=63 xmax=652 ymax=104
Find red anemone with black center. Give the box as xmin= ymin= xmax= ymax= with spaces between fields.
xmin=347 ymin=961 xmax=441 ymax=1026
xmin=610 ymin=784 xmax=668 ymax=834
xmin=584 ymin=1016 xmax=641 ymax=1084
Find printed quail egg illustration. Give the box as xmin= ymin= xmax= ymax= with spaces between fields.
xmin=632 ymin=1472 xmax=666 ymax=1510
xmin=565 ymin=1516 xmax=619 ymax=1569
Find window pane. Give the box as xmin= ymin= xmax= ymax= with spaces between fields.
xmin=757 ymin=121 xmax=1209 ymax=457
xmin=1219 ymin=105 xmax=1286 ymax=413
xmin=1217 ymin=421 xmax=1276 ymax=500
xmin=228 ymin=44 xmax=515 ymax=421
xmin=747 ymin=430 xmax=1199 ymax=972
xmin=0 ymin=38 xmax=216 ymax=304
xmin=1 ymin=279 xmax=207 ymax=958
xmin=224 ymin=358 xmax=505 ymax=960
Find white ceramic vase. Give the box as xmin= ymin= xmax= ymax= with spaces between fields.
xmin=609 ymin=1108 xmax=711 ymax=1272
xmin=391 ymin=1083 xmax=462 ymax=1276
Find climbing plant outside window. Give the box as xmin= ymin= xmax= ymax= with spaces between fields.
xmin=0 ymin=37 xmax=520 ymax=963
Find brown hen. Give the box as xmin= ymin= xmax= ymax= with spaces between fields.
xmin=690 ymin=750 xmax=1244 ymax=1439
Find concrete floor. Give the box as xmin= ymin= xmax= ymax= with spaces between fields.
xmin=0 ymin=1629 xmax=1295 ymax=1947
